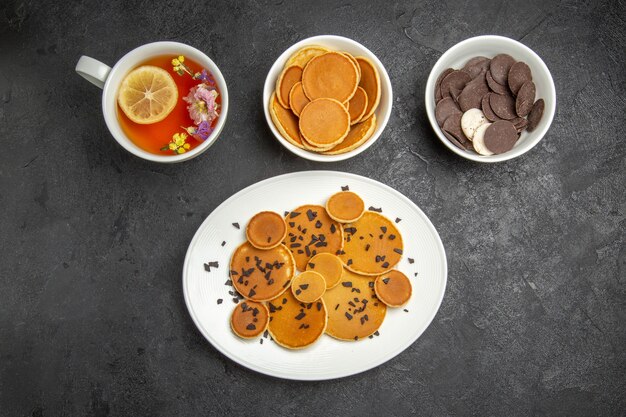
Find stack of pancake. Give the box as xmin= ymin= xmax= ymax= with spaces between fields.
xmin=228 ymin=190 xmax=413 ymax=350
xmin=269 ymin=46 xmax=381 ymax=155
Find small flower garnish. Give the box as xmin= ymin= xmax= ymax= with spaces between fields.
xmin=161 ymin=132 xmax=191 ymax=154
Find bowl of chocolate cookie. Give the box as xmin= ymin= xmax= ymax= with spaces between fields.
xmin=425 ymin=35 xmax=556 ymax=163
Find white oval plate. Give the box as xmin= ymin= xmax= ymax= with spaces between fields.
xmin=183 ymin=171 xmax=447 ymax=380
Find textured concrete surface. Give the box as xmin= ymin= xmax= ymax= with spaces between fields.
xmin=1 ymin=0 xmax=625 ymax=416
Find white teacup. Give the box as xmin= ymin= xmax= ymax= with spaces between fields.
xmin=76 ymin=41 xmax=229 ymax=163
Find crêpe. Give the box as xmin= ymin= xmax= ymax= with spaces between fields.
xmin=291 ymin=270 xmax=326 ymax=303
xmin=299 ymin=98 xmax=350 ymax=148
xmin=339 ymin=211 xmax=403 ymax=276
xmin=230 ymin=300 xmax=269 ymax=339
xmin=269 ymin=92 xmax=304 ymax=149
xmin=302 ymin=52 xmax=359 ymax=102
xmin=326 ymin=191 xmax=365 ymax=223
xmin=347 ymin=86 xmax=368 ymax=124
xmin=374 ymin=270 xmax=412 ymax=307
xmin=230 ymin=242 xmax=295 ymax=301
xmin=276 ymin=65 xmax=303 ymax=108
xmin=267 ymin=288 xmax=327 ymax=349
xmin=322 ymin=114 xmax=376 ymax=155
xmin=286 ymin=45 xmax=330 ymax=68
xmin=306 ymin=253 xmax=343 ymax=289
xmin=288 ymin=81 xmax=310 ymax=117
xmin=355 ymin=57 xmax=381 ymax=120
xmin=246 ymin=211 xmax=287 ymax=250
xmin=283 ymin=204 xmax=343 ymax=271
xmin=322 ymin=268 xmax=387 ymax=340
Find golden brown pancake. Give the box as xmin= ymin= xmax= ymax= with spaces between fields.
xmin=230 ymin=242 xmax=295 ymax=301
xmin=347 ymin=86 xmax=368 ymax=125
xmin=323 ymin=114 xmax=376 ymax=155
xmin=302 ymin=52 xmax=359 ymax=102
xmin=276 ymin=65 xmax=303 ymax=108
xmin=299 ymin=98 xmax=350 ymax=148
xmin=323 ymin=268 xmax=387 ymax=340
xmin=355 ymin=57 xmax=381 ymax=120
xmin=291 ymin=271 xmax=326 ymax=303
xmin=267 ymin=289 xmax=327 ymax=349
xmin=306 ymin=253 xmax=343 ymax=289
xmin=283 ymin=204 xmax=344 ymax=271
xmin=230 ymin=300 xmax=269 ymax=339
xmin=374 ymin=270 xmax=412 ymax=307
xmin=246 ymin=211 xmax=287 ymax=250
xmin=339 ymin=211 xmax=403 ymax=276
xmin=342 ymin=52 xmax=361 ymax=80
xmin=286 ymin=45 xmax=330 ymax=68
xmin=288 ymin=82 xmax=310 ymax=117
xmin=269 ymin=92 xmax=305 ymax=149
xmin=326 ymin=191 xmax=365 ymax=223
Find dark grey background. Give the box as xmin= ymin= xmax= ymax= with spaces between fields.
xmin=1 ymin=0 xmax=624 ymax=416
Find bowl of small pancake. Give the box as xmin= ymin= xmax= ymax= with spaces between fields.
xmin=263 ymin=35 xmax=393 ymax=162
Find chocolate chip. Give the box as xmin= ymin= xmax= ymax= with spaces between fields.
xmin=381 ymin=262 xmax=389 ymax=268
xmin=527 ymin=99 xmax=545 ymax=132
xmin=435 ymin=97 xmax=462 ymax=127
xmin=515 ymin=81 xmax=536 ymax=117
xmin=382 ymin=278 xmax=390 ymax=284
xmin=217 ymin=299 xmax=223 ymax=304
xmin=295 ymin=312 xmax=305 ymax=320
xmin=342 ymin=282 xmax=352 ymax=287
xmin=395 ymin=218 xmax=401 ymax=223
xmin=232 ymin=222 xmax=240 ymax=229
xmin=221 ymin=241 xmax=226 ymax=247
xmin=490 ymin=92 xmax=517 ymax=120
xmin=345 ymin=312 xmax=353 ymax=320
xmin=408 ymin=258 xmax=414 ymax=264
xmin=490 ymin=54 xmax=516 ymax=85
xmin=289 ymin=211 xmax=301 ymax=218
xmin=393 ymin=248 xmax=403 ymax=255
xmin=341 ymin=185 xmax=349 ymax=191
xmin=508 ymin=61 xmax=532 ymax=95
xmin=483 ymin=120 xmax=519 ymax=154
xmin=368 ymin=206 xmax=382 ymax=213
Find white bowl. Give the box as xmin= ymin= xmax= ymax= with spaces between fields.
xmin=425 ymin=35 xmax=556 ymax=163
xmin=263 ymin=35 xmax=393 ymax=162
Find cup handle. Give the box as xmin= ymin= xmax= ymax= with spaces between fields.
xmin=75 ymin=56 xmax=111 ymax=89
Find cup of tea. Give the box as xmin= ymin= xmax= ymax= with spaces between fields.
xmin=76 ymin=41 xmax=229 ymax=163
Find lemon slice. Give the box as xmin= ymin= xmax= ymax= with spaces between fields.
xmin=117 ymin=65 xmax=178 ymax=124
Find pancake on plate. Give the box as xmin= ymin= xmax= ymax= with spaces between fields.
xmin=291 ymin=270 xmax=326 ymax=303
xmin=246 ymin=211 xmax=287 ymax=250
xmin=325 ymin=191 xmax=365 ymax=223
xmin=374 ymin=270 xmax=412 ymax=307
xmin=339 ymin=211 xmax=403 ymax=276
xmin=230 ymin=300 xmax=269 ymax=339
xmin=283 ymin=204 xmax=343 ymax=271
xmin=323 ymin=268 xmax=387 ymax=341
xmin=267 ymin=288 xmax=327 ymax=349
xmin=306 ymin=252 xmax=343 ymax=289
xmin=231 ymin=242 xmax=295 ymax=301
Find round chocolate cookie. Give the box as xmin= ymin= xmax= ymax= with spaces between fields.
xmin=515 ymin=81 xmax=536 ymax=117
xmin=527 ymin=99 xmax=545 ymax=132
xmin=483 ymin=120 xmax=519 ymax=155
xmin=490 ymin=93 xmax=517 ymax=120
xmin=508 ymin=62 xmax=532 ymax=95
xmin=490 ymin=54 xmax=516 ymax=85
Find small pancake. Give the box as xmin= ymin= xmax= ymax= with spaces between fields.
xmin=300 ymin=132 xmax=336 ymax=152
xmin=347 ymin=86 xmax=368 ymax=125
xmin=339 ymin=211 xmax=403 ymax=276
xmin=326 ymin=191 xmax=365 ymax=223
xmin=269 ymin=92 xmax=305 ymax=149
xmin=267 ymin=289 xmax=327 ymax=349
xmin=355 ymin=57 xmax=381 ymax=120
xmin=306 ymin=253 xmax=344 ymax=289
xmin=342 ymin=52 xmax=361 ymax=79
xmin=374 ymin=270 xmax=412 ymax=307
xmin=276 ymin=65 xmax=303 ymax=108
xmin=246 ymin=211 xmax=287 ymax=250
xmin=286 ymin=45 xmax=330 ymax=68
xmin=283 ymin=204 xmax=344 ymax=271
xmin=302 ymin=52 xmax=359 ymax=102
xmin=230 ymin=300 xmax=269 ymax=339
xmin=322 ymin=114 xmax=376 ymax=155
xmin=230 ymin=242 xmax=295 ymax=301
xmin=299 ymin=98 xmax=350 ymax=148
xmin=291 ymin=270 xmax=326 ymax=303
xmin=323 ymin=268 xmax=387 ymax=341
xmin=288 ymin=82 xmax=310 ymax=117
